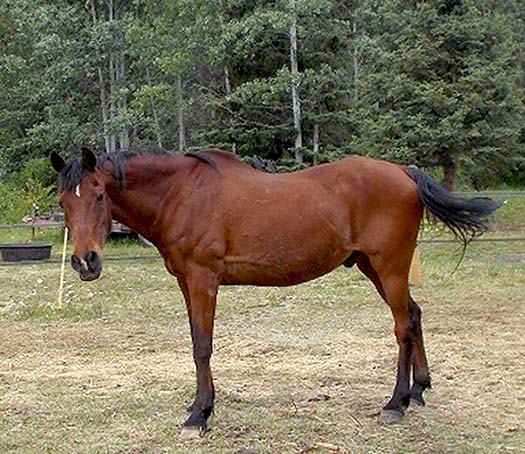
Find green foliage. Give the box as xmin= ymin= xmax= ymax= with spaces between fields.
xmin=354 ymin=0 xmax=524 ymax=187
xmin=0 ymin=0 xmax=524 ymax=188
xmin=0 ymin=0 xmax=96 ymax=171
xmin=0 ymin=181 xmax=29 ymax=224
xmin=0 ymin=158 xmax=57 ymax=223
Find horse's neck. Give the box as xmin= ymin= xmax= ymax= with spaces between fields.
xmin=104 ymin=157 xmax=183 ymax=241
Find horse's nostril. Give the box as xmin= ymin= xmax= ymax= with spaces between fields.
xmin=71 ymin=255 xmax=81 ymax=271
xmin=86 ymin=251 xmax=98 ymax=267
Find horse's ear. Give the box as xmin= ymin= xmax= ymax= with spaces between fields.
xmin=50 ymin=151 xmax=65 ymax=173
xmin=81 ymin=147 xmax=97 ymax=172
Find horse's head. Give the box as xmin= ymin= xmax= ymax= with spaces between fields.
xmin=51 ymin=147 xmax=111 ymax=281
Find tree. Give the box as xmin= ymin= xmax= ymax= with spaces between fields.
xmin=201 ymin=0 xmax=357 ymax=167
xmin=88 ymin=0 xmax=135 ymax=153
xmin=0 ymin=0 xmax=523 ymax=188
xmin=354 ymin=0 xmax=523 ymax=189
xmin=0 ymin=0 xmax=95 ymax=171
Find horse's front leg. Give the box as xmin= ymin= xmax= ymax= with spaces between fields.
xmin=179 ymin=266 xmax=219 ymax=438
xmin=177 ymin=277 xmax=198 ymax=416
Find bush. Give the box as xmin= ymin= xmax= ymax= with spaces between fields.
xmin=0 ymin=181 xmax=31 ymax=224
xmin=0 ymin=158 xmax=57 ymax=224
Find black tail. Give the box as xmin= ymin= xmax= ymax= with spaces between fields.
xmin=405 ymin=167 xmax=504 ymax=249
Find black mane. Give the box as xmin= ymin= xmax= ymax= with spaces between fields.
xmin=58 ymin=149 xmax=219 ymax=192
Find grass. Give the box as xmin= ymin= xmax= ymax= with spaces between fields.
xmin=0 ymin=235 xmax=524 ymax=453
xmin=489 ymin=193 xmax=525 ymax=229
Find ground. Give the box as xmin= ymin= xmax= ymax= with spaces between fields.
xmin=0 ymin=235 xmax=524 ymax=453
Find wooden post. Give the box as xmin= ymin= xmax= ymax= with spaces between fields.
xmin=56 ymin=227 xmax=68 ymax=309
xmin=409 ymin=244 xmax=421 ymax=286
xmin=31 ymin=203 xmax=37 ymax=240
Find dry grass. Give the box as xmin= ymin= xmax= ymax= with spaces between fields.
xmin=0 ymin=238 xmax=524 ymax=453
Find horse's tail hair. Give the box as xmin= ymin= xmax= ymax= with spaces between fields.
xmin=405 ymin=167 xmax=504 ymax=251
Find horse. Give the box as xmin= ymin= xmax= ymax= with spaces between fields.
xmin=50 ymin=147 xmax=502 ymax=437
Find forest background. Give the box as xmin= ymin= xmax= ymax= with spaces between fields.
xmin=1 ymin=0 xmax=524 ymax=223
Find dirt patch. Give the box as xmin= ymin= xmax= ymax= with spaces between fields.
xmin=500 ymin=252 xmax=525 ymax=262
xmin=1 ymin=243 xmax=524 ymax=453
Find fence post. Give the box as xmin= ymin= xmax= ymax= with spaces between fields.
xmin=410 ymin=244 xmax=421 ymax=286
xmin=56 ymin=227 xmax=68 ymax=309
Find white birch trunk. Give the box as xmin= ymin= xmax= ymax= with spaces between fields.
xmin=91 ymin=0 xmax=110 ymax=153
xmin=145 ymin=67 xmax=163 ymax=148
xmin=313 ymin=123 xmax=319 ymax=165
xmin=176 ymin=74 xmax=186 ymax=152
xmin=289 ymin=0 xmax=303 ymax=163
xmin=224 ymin=65 xmax=231 ymax=95
xmin=108 ymin=0 xmax=116 ymax=153
xmin=352 ymin=9 xmax=359 ymax=101
xmin=117 ymin=54 xmax=130 ymax=150
xmin=224 ymin=65 xmax=237 ymax=154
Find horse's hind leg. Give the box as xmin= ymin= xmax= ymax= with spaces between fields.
xmin=356 ymin=253 xmax=430 ymax=421
xmin=408 ymin=297 xmax=432 ymax=405
xmin=356 ymin=255 xmax=430 ymax=401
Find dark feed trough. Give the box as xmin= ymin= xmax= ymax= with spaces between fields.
xmin=0 ymin=243 xmax=52 ymax=262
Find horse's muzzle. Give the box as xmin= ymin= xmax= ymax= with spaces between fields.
xmin=71 ymin=251 xmax=103 ymax=281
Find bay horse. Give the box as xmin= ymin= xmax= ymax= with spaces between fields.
xmin=50 ymin=148 xmax=502 ymax=437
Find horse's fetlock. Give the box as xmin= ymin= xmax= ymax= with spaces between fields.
xmin=420 ymin=375 xmax=432 ymax=389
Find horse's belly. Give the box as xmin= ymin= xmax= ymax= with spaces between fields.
xmin=222 ymin=191 xmax=353 ymax=286
xmin=221 ymin=242 xmax=351 ymax=286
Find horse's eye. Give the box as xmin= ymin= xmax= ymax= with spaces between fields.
xmin=96 ymin=193 xmax=104 ymax=203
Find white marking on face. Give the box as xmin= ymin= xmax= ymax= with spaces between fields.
xmin=75 ymin=184 xmax=81 ymax=198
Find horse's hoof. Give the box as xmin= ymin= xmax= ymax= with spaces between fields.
xmin=179 ymin=425 xmax=206 ymax=439
xmin=378 ymin=409 xmax=404 ymax=424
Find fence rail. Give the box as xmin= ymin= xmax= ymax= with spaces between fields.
xmin=0 ymin=222 xmax=63 ymax=230
xmin=0 ymin=190 xmax=523 ymax=267
xmin=0 ymin=255 xmax=161 ymax=267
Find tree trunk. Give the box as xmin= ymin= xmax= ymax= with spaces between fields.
xmin=108 ymin=0 xmax=117 ymax=153
xmin=313 ymin=123 xmax=319 ymax=165
xmin=145 ymin=67 xmax=163 ymax=148
xmin=224 ymin=65 xmax=231 ymax=94
xmin=224 ymin=65 xmax=237 ymax=154
xmin=289 ymin=0 xmax=303 ymax=163
xmin=352 ymin=8 xmax=359 ymax=101
xmin=176 ymin=74 xmax=186 ymax=152
xmin=443 ymin=158 xmax=458 ymax=191
xmin=117 ymin=54 xmax=130 ymax=150
xmin=91 ymin=0 xmax=110 ymax=153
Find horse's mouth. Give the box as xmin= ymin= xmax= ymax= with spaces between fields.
xmin=72 ymin=252 xmax=103 ymax=282
xmin=79 ymin=270 xmax=101 ymax=281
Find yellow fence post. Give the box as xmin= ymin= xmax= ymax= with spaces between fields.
xmin=409 ymin=244 xmax=421 ymax=287
xmin=56 ymin=227 xmax=68 ymax=309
